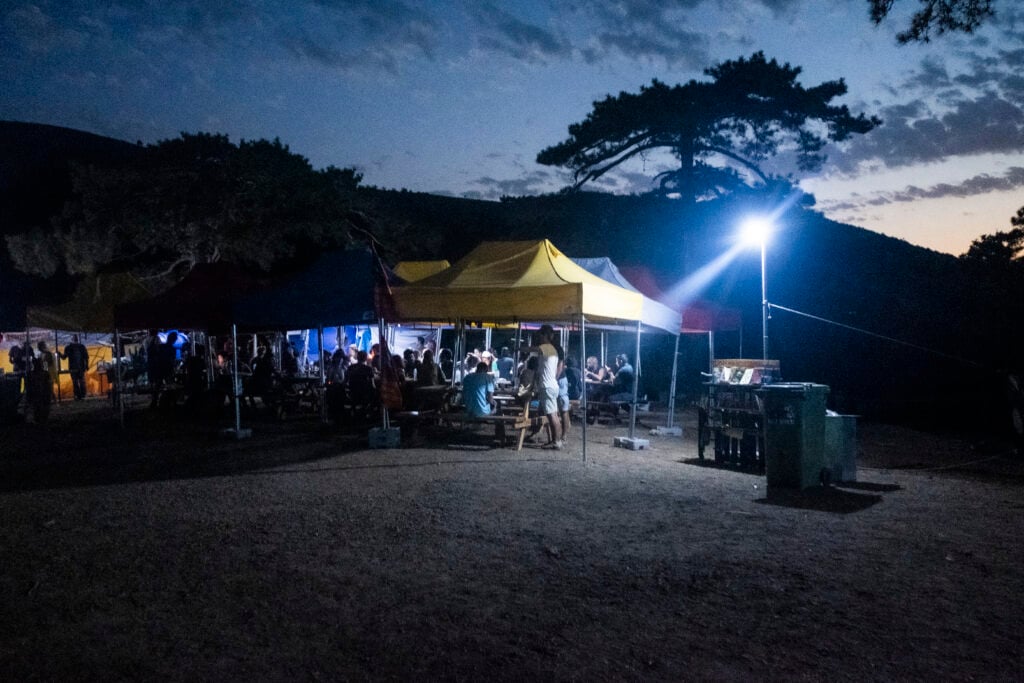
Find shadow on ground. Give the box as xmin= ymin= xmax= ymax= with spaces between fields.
xmin=755 ymin=485 xmax=884 ymax=513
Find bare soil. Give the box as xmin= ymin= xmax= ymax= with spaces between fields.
xmin=1 ymin=399 xmax=1023 ymax=681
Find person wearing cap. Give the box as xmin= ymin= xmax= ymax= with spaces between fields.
xmin=523 ymin=324 xmax=564 ymax=449
xmin=480 ymin=349 xmax=497 ymax=375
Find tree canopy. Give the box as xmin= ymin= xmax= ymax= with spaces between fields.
xmin=961 ymin=206 xmax=1024 ymax=267
xmin=536 ymin=52 xmax=880 ymax=202
xmin=5 ymin=132 xmax=362 ymax=286
xmin=868 ymin=0 xmax=995 ymax=43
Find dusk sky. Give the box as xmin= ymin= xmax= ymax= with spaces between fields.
xmin=2 ymin=0 xmax=1023 ymax=256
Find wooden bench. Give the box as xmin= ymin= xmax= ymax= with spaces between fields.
xmin=445 ymin=401 xmax=537 ymax=450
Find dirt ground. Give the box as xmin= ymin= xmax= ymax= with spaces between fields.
xmin=1 ymin=398 xmax=1023 ymax=681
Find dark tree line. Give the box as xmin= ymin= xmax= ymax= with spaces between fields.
xmin=5 ymin=133 xmax=364 ymax=289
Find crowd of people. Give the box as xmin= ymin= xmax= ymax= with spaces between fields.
xmin=3 ymin=326 xmax=640 ymax=441
xmin=2 ymin=332 xmax=91 ymax=422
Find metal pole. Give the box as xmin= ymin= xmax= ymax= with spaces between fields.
xmin=114 ymin=328 xmax=124 ymax=428
xmin=666 ymin=333 xmax=680 ymax=429
xmin=318 ymin=324 xmax=327 ymax=423
xmin=580 ymin=314 xmax=587 ymax=464
xmin=761 ymin=239 xmax=768 ymax=362
xmin=628 ymin=320 xmax=641 ymax=439
xmin=232 ymin=323 xmax=242 ymax=435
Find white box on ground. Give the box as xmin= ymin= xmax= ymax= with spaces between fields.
xmin=368 ymin=427 xmax=401 ymax=449
xmin=649 ymin=426 xmax=683 ymax=437
xmin=614 ymin=436 xmax=650 ymax=450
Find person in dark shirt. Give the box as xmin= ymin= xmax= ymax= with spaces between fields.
xmin=495 ymin=347 xmax=515 ymax=382
xmin=345 ymin=350 xmax=377 ymax=420
xmin=608 ymin=353 xmax=635 ymax=405
xmin=60 ymin=334 xmax=89 ymax=400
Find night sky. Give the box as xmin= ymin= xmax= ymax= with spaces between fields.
xmin=2 ymin=0 xmax=1023 ymax=255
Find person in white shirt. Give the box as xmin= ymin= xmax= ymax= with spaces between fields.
xmin=524 ymin=324 xmax=564 ymax=449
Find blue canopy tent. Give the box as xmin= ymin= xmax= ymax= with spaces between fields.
xmin=232 ymin=247 xmax=401 ymax=428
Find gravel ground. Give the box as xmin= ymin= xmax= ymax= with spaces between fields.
xmin=2 ymin=399 xmax=1023 ymax=681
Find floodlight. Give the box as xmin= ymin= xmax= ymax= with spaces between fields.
xmin=740 ymin=217 xmax=772 ymax=247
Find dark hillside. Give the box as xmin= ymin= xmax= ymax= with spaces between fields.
xmin=0 ymin=121 xmax=140 ymax=234
xmin=0 ymin=122 xmax=140 ymax=325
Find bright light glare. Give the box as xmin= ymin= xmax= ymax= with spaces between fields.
xmin=740 ymin=218 xmax=772 ymax=247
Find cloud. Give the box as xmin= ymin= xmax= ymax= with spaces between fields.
xmin=832 ymin=92 xmax=1024 ymax=173
xmin=469 ymin=3 xmax=570 ymax=62
xmin=463 ymin=169 xmax=563 ymax=199
xmin=819 ymin=167 xmax=1024 ymax=213
xmin=887 ymin=167 xmax=1024 ymax=202
xmin=569 ymin=0 xmax=710 ymax=68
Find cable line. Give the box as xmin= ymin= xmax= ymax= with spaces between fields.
xmin=767 ymin=302 xmax=989 ymax=370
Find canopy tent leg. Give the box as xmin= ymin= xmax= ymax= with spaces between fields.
xmin=580 ymin=314 xmax=587 ymax=464
xmin=708 ymin=330 xmax=715 ymax=372
xmin=114 ymin=328 xmax=124 ymax=428
xmin=224 ymin=323 xmax=251 ymax=440
xmin=318 ymin=324 xmax=327 ymax=424
xmin=667 ymin=333 xmax=680 ymax=429
xmin=628 ymin=320 xmax=641 ymax=439
xmin=511 ymin=322 xmax=522 ymax=395
xmin=54 ymin=329 xmax=62 ymax=403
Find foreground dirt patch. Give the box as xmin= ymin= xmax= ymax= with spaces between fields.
xmin=2 ymin=401 xmax=1023 ymax=680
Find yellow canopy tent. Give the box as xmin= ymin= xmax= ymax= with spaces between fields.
xmin=392 ymin=239 xmax=655 ymax=327
xmin=393 ymin=260 xmax=451 ymax=283
xmin=392 ymin=240 xmax=682 ymax=460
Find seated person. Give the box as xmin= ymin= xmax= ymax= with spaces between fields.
xmin=564 ymin=356 xmax=583 ymax=401
xmin=608 ymin=353 xmax=636 ymax=405
xmin=416 ymin=348 xmax=443 ymax=387
xmin=462 ymin=361 xmax=496 ymax=418
xmin=495 ymin=347 xmax=515 ymax=382
xmin=584 ymin=355 xmax=610 ymax=383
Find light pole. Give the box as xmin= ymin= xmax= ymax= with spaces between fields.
xmin=741 ymin=218 xmax=772 ymax=362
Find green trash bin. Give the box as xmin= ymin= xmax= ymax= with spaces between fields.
xmin=759 ymin=383 xmax=829 ymax=490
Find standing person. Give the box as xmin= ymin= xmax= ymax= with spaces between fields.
xmin=60 ymin=334 xmax=89 ymax=400
xmin=36 ymin=341 xmax=58 ymax=396
xmin=150 ymin=332 xmax=178 ymax=408
xmin=8 ymin=339 xmax=28 ymax=376
xmin=524 ymin=324 xmax=563 ymax=449
xmin=557 ymin=364 xmax=572 ymax=443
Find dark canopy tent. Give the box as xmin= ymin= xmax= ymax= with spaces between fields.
xmin=114 ymin=263 xmax=267 ymax=332
xmin=232 ymin=248 xmax=398 ymax=330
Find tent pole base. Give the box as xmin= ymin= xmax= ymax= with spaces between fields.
xmin=220 ymin=427 xmax=252 ymax=440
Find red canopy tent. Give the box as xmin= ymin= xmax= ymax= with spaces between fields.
xmin=616 ymin=266 xmax=741 ymax=334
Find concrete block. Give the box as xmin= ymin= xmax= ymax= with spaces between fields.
xmin=614 ymin=436 xmax=650 ymax=450
xmin=368 ymin=427 xmax=401 ymax=449
xmin=649 ymin=426 xmax=683 ymax=437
